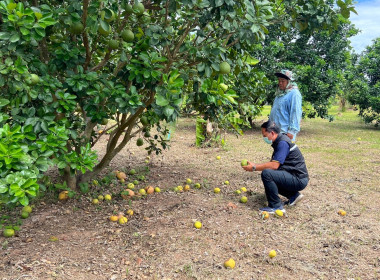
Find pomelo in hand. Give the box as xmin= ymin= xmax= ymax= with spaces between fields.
xmin=241 ymin=159 xmax=248 ymax=166
xmin=224 ymin=258 xmax=235 ymax=269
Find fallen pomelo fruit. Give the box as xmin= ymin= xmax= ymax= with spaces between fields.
xmin=118 ymin=216 xmax=128 ymax=224
xmin=146 ymin=186 xmax=154 ymax=194
xmin=224 ymin=258 xmax=235 ymax=269
xmin=275 ymin=209 xmax=284 ymax=217
xmin=216 ymin=156 xmax=221 ymax=160
xmin=98 ymin=195 xmax=104 ymax=201
xmin=262 ymin=211 xmax=270 ymax=220
xmin=240 ymin=187 xmax=247 ymax=192
xmin=338 ymin=209 xmax=346 ymax=216
xmin=3 ymin=228 xmax=15 ymax=238
xmin=235 ymin=190 xmax=241 ymax=195
xmin=224 ymin=181 xmax=230 ymax=185
xmin=214 ymin=187 xmax=221 ymax=194
xmin=127 ymin=209 xmax=134 ymax=216
xmin=22 ymin=205 xmax=32 ymax=213
xmin=139 ymin=189 xmax=146 ymax=195
xmin=194 ymin=183 xmax=201 ymax=189
xmin=92 ymin=198 xmax=99 ymax=205
xmin=194 ymin=221 xmax=202 ymax=229
xmin=269 ymin=250 xmax=277 ymax=258
xmin=127 ymin=183 xmax=135 ymax=189
xmin=186 ymin=178 xmax=192 ymax=184
xmin=104 ymin=194 xmax=112 ymax=201
xmin=240 ymin=196 xmax=248 ymax=203
xmin=154 ymin=187 xmax=161 ymax=193
xmin=110 ymin=215 xmax=118 ymax=222
xmin=21 ymin=211 xmax=29 ymax=219
xmin=184 ymin=185 xmax=190 ymax=191
xmin=58 ymin=190 xmax=69 ymax=201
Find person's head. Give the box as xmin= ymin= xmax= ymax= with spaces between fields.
xmin=275 ymin=69 xmax=294 ymax=90
xmin=261 ymin=121 xmax=280 ymax=144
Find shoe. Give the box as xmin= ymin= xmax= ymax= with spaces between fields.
xmin=259 ymin=205 xmax=286 ymax=214
xmin=285 ymin=193 xmax=304 ymax=207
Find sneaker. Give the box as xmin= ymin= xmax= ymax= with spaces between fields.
xmin=285 ymin=193 xmax=304 ymax=207
xmin=259 ymin=206 xmax=286 ymax=214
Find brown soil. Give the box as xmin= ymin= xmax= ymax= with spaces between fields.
xmin=1 ymin=117 xmax=379 ymax=280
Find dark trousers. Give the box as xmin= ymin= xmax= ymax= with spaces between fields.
xmin=261 ymin=169 xmax=308 ymax=208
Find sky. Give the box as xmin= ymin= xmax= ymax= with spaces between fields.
xmin=349 ymin=0 xmax=380 ymax=53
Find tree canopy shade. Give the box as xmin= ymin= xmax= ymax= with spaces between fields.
xmin=0 ymin=0 xmax=357 ymax=206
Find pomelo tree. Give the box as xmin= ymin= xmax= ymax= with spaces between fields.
xmin=0 ymin=0 xmax=356 ymax=205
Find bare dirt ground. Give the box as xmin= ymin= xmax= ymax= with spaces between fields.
xmin=1 ymin=114 xmax=380 ymax=280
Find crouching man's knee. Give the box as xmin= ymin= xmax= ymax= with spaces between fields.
xmin=261 ymin=169 xmax=274 ymax=181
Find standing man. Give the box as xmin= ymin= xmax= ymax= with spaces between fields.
xmin=242 ymin=121 xmax=309 ymax=214
xmin=269 ymin=69 xmax=302 ymax=141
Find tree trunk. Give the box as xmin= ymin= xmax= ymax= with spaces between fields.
xmin=64 ymin=166 xmax=77 ymax=190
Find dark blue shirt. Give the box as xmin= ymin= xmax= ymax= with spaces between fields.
xmin=271 ymin=140 xmax=290 ymax=164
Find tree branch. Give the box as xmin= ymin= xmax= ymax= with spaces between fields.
xmin=82 ymin=0 xmax=91 ymax=71
xmin=90 ymin=52 xmax=111 ymax=72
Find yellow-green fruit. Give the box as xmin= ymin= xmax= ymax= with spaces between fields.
xmin=214 ymin=187 xmax=221 ymax=194
xmin=240 ymin=187 xmax=247 ymax=192
xmin=92 ymin=198 xmax=99 ymax=205
xmin=269 ymin=250 xmax=277 ymax=258
xmin=139 ymin=188 xmax=146 ymax=195
xmin=136 ymin=138 xmax=144 ymax=146
xmin=194 ymin=221 xmax=202 ymax=229
xmin=194 ymin=183 xmax=201 ymax=189
xmin=224 ymin=258 xmax=236 ymax=269
xmin=186 ymin=178 xmax=192 ymax=184
xmin=129 ymin=169 xmax=136 ymax=175
xmin=154 ymin=187 xmax=161 ymax=192
xmin=144 ymin=131 xmax=151 ymax=138
xmin=119 ymin=216 xmax=128 ymax=224
xmin=98 ymin=195 xmax=104 ymax=201
xmin=21 ymin=211 xmax=29 ymax=219
xmin=104 ymin=194 xmax=112 ymax=201
xmin=216 ymin=156 xmax=221 ymax=160
xmin=127 ymin=183 xmax=135 ymax=189
xmin=98 ymin=24 xmax=111 ymax=36
xmin=22 ymin=205 xmax=32 ymax=214
xmin=133 ymin=2 xmax=145 ymax=15
xmin=241 ymin=159 xmax=248 ymax=166
xmin=219 ymin=83 xmax=228 ymax=91
xmin=275 ymin=209 xmax=284 ymax=217
xmin=224 ymin=181 xmax=230 ymax=185
xmin=121 ymin=29 xmax=134 ymax=42
xmin=240 ymin=196 xmax=248 ymax=203
xmin=140 ymin=116 xmax=149 ymax=125
xmin=105 ymin=10 xmax=115 ymax=23
xmin=108 ymin=39 xmax=119 ymax=50
xmin=235 ymin=190 xmax=241 ymax=195
xmin=124 ymin=4 xmax=133 ymax=15
xmin=3 ymin=229 xmax=15 ymax=238
xmin=30 ymin=74 xmax=40 ymax=85
xmin=70 ymin=22 xmax=84 ymax=35
xmin=219 ymin=62 xmax=231 ymax=74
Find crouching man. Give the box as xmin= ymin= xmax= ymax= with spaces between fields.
xmin=242 ymin=121 xmax=309 ymax=214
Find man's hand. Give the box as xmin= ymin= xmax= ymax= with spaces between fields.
xmin=242 ymin=161 xmax=255 ymax=172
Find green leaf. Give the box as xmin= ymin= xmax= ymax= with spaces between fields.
xmin=9 ymin=33 xmax=20 ymax=43
xmin=163 ymin=105 xmax=174 ymax=117
xmin=0 ymin=32 xmax=10 ymax=40
xmin=156 ymin=95 xmax=169 ymax=106
xmin=0 ymin=98 xmax=10 ymax=107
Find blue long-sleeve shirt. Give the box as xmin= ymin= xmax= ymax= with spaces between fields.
xmin=269 ymin=89 xmax=302 ymax=140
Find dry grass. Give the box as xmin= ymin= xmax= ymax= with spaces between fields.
xmin=0 ymin=106 xmax=379 ymax=280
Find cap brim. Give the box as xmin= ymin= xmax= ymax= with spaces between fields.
xmin=275 ymin=73 xmax=290 ymax=80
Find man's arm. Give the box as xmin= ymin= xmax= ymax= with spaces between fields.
xmin=242 ymin=161 xmax=280 ymax=172
xmin=287 ymin=90 xmax=302 ymax=137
